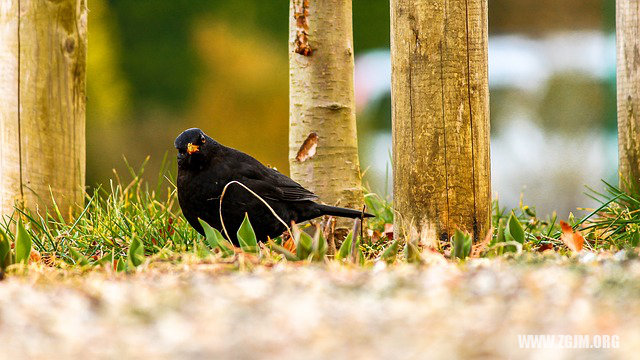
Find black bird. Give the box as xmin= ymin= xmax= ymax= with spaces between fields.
xmin=175 ymin=128 xmax=371 ymax=244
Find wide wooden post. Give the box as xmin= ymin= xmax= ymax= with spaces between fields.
xmin=390 ymin=0 xmax=491 ymax=242
xmin=617 ymin=0 xmax=640 ymax=188
xmin=0 ymin=0 xmax=87 ymax=217
xmin=288 ymin=0 xmax=364 ymax=213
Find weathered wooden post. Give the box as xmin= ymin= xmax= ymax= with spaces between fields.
xmin=617 ymin=0 xmax=640 ymax=188
xmin=390 ymin=0 xmax=491 ymax=242
xmin=288 ymin=0 xmax=364 ymax=214
xmin=0 ymin=0 xmax=87 ymax=217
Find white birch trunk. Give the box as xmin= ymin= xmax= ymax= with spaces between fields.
xmin=288 ymin=0 xmax=364 ymax=216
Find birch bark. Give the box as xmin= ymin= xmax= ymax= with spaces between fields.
xmin=289 ymin=0 xmax=364 ymax=216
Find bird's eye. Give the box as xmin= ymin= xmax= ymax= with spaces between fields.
xmin=200 ymin=134 xmax=206 ymax=144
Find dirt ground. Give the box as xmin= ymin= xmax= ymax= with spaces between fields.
xmin=1 ymin=253 xmax=639 ymax=359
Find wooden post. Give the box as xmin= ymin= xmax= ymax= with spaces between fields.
xmin=288 ymin=0 xmax=364 ymax=214
xmin=390 ymin=0 xmax=491 ymax=242
xmin=617 ymin=0 xmax=640 ymax=188
xmin=0 ymin=0 xmax=87 ymax=218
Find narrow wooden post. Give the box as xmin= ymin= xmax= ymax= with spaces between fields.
xmin=617 ymin=0 xmax=640 ymax=188
xmin=0 ymin=0 xmax=87 ymax=218
xmin=390 ymin=0 xmax=491 ymax=242
xmin=288 ymin=0 xmax=364 ymax=213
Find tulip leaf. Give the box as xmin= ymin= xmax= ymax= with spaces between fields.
xmin=199 ymin=219 xmax=234 ymax=257
xmin=15 ymin=220 xmax=32 ymax=265
xmin=237 ymin=213 xmax=258 ymax=254
xmin=127 ymin=235 xmax=144 ymax=268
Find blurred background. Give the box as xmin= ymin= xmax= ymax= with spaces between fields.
xmin=87 ymin=0 xmax=617 ymax=216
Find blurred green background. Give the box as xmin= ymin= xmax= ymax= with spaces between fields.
xmin=87 ymin=0 xmax=617 ymax=215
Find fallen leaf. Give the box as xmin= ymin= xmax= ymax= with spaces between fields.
xmin=537 ymin=243 xmax=554 ymax=252
xmin=367 ymin=229 xmax=381 ymax=243
xmin=29 ymin=249 xmax=42 ymax=263
xmin=283 ymin=237 xmax=297 ymax=253
xmin=384 ymin=223 xmax=394 ymax=240
xmin=560 ymin=221 xmax=584 ymax=252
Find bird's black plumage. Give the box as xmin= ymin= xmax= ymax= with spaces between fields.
xmin=175 ymin=128 xmax=371 ymax=244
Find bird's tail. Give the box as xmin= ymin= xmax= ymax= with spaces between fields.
xmin=317 ymin=204 xmax=374 ymax=219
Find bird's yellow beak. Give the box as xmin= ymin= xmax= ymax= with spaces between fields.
xmin=187 ymin=143 xmax=200 ymax=155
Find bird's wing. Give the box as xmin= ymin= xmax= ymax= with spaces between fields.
xmin=277 ymin=183 xmax=319 ymax=202
xmin=242 ymin=173 xmax=318 ymax=202
xmin=235 ymin=167 xmax=317 ymax=203
xmin=266 ymin=167 xmax=318 ymax=201
xmin=223 ymin=146 xmax=318 ymax=202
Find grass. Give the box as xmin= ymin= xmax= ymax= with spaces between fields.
xmin=1 ymin=158 xmax=639 ymax=274
xmin=580 ymin=180 xmax=640 ymax=248
xmin=1 ymin=157 xmax=199 ymax=271
xmin=492 ymin=179 xmax=640 ymax=253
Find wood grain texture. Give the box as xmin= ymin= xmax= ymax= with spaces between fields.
xmin=289 ymin=0 xmax=364 ymax=213
xmin=0 ymin=0 xmax=87 ymax=218
xmin=617 ymin=0 xmax=640 ymax=188
xmin=391 ymin=0 xmax=491 ymax=242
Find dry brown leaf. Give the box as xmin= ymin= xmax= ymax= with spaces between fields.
xmin=292 ymin=0 xmax=312 ymax=55
xmin=367 ymin=229 xmax=381 ymax=243
xmin=29 ymin=250 xmax=42 ymax=264
xmin=560 ymin=221 xmax=584 ymax=252
xmin=537 ymin=243 xmax=554 ymax=252
xmin=384 ymin=223 xmax=394 ymax=240
xmin=283 ymin=237 xmax=297 ymax=253
xmin=295 ymin=132 xmax=318 ymax=162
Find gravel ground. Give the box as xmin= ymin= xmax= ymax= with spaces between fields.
xmin=1 ymin=253 xmax=639 ymax=360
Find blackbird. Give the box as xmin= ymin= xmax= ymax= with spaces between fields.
xmin=175 ymin=128 xmax=372 ymax=244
